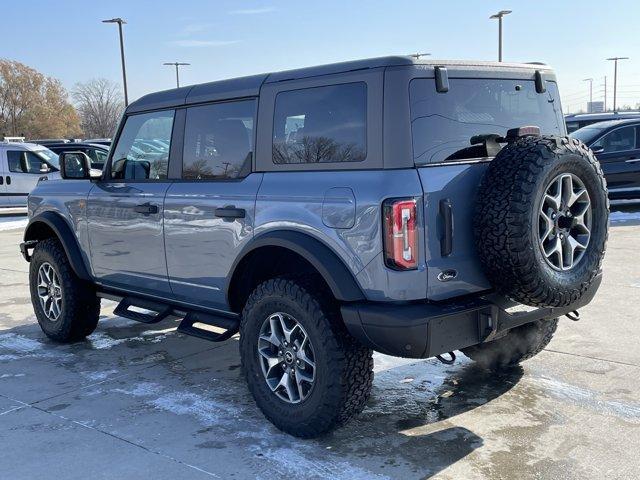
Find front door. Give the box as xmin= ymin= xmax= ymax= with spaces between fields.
xmin=87 ymin=109 xmax=176 ymax=295
xmin=4 ymin=149 xmax=53 ymax=206
xmin=592 ymin=124 xmax=640 ymax=201
xmin=163 ymin=99 xmax=260 ymax=310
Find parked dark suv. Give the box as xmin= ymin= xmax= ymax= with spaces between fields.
xmin=20 ymin=57 xmax=609 ymax=437
xmin=571 ymin=118 xmax=640 ymax=203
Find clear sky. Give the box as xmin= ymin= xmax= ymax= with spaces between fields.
xmin=2 ymin=0 xmax=639 ymax=113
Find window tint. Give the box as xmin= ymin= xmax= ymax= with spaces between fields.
xmin=410 ymin=79 xmax=564 ymax=164
xmin=272 ymin=83 xmax=367 ymax=164
xmin=7 ymin=151 xmax=49 ymax=173
xmin=182 ymin=100 xmax=255 ymax=180
xmin=591 ymin=125 xmax=636 ymax=153
xmin=110 ymin=110 xmax=174 ymax=180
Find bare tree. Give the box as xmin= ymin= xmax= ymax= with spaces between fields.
xmin=73 ymin=78 xmax=124 ymax=138
xmin=0 ymin=59 xmax=81 ymax=138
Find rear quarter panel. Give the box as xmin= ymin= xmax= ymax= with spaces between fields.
xmin=255 ymin=170 xmax=428 ymax=301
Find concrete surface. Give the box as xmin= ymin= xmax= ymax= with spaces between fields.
xmin=1 ymin=208 xmax=639 ymax=479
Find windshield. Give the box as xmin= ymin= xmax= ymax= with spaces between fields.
xmin=410 ymin=78 xmax=565 ymax=164
xmin=569 ymin=125 xmax=607 ymax=145
xmin=34 ymin=148 xmax=60 ymax=169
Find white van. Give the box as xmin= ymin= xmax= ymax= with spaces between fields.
xmin=0 ymin=141 xmax=61 ymax=207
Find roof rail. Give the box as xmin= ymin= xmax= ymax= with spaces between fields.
xmin=2 ymin=136 xmax=25 ymax=143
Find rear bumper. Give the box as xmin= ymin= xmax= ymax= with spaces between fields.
xmin=342 ymin=273 xmax=602 ymax=358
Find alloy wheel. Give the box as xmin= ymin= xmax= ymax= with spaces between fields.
xmin=257 ymin=312 xmax=316 ymax=404
xmin=538 ymin=173 xmax=592 ymax=271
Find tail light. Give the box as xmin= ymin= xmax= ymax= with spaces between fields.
xmin=383 ymin=198 xmax=418 ymax=270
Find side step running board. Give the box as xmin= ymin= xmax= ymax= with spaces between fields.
xmin=113 ymin=297 xmax=174 ymax=324
xmin=178 ymin=311 xmax=239 ymax=342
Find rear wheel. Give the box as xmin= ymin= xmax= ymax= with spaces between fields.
xmin=29 ymin=238 xmax=100 ymax=342
xmin=462 ymin=318 xmax=558 ymax=371
xmin=239 ymin=277 xmax=373 ymax=438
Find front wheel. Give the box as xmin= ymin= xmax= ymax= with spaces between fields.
xmin=239 ymin=277 xmax=373 ymax=438
xmin=29 ymin=238 xmax=100 ymax=342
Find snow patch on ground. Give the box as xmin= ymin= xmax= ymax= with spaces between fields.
xmin=80 ymin=369 xmax=119 ymax=382
xmin=0 ymin=332 xmax=43 ymax=352
xmin=114 ymin=381 xmax=240 ymax=426
xmin=0 ymin=216 xmax=28 ymax=231
xmin=610 ymin=209 xmax=640 ymax=224
xmin=533 ymin=376 xmax=640 ymax=422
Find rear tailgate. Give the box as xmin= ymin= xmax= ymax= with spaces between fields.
xmin=418 ymin=163 xmax=491 ymax=301
xmin=409 ymin=74 xmax=565 ymax=301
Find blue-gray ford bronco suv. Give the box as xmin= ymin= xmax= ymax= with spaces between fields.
xmin=21 ymin=57 xmax=608 ymax=438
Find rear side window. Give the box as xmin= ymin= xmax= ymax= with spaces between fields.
xmin=182 ymin=100 xmax=255 ymax=180
xmin=410 ymin=79 xmax=564 ymax=164
xmin=110 ymin=110 xmax=174 ymax=180
xmin=272 ymin=83 xmax=367 ymax=164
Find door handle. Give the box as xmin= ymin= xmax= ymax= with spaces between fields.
xmin=133 ymin=202 xmax=159 ymax=215
xmin=0 ymin=176 xmax=3 ymax=185
xmin=215 ymin=206 xmax=246 ymax=220
xmin=6 ymin=176 xmax=10 ymax=185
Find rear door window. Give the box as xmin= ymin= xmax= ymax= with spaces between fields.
xmin=410 ymin=79 xmax=564 ymax=164
xmin=182 ymin=100 xmax=255 ymax=180
xmin=272 ymin=83 xmax=367 ymax=164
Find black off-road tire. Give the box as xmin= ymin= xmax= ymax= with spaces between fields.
xmin=475 ymin=136 xmax=609 ymax=308
xmin=462 ymin=318 xmax=558 ymax=371
xmin=29 ymin=238 xmax=101 ymax=342
xmin=239 ymin=277 xmax=374 ymax=438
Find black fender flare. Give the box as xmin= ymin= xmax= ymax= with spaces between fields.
xmin=23 ymin=211 xmax=92 ymax=281
xmin=227 ymin=230 xmax=365 ymax=303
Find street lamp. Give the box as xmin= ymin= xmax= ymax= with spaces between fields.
xmin=489 ymin=10 xmax=512 ymax=62
xmin=163 ymin=62 xmax=191 ymax=88
xmin=606 ymin=57 xmax=629 ymax=111
xmin=583 ymin=78 xmax=593 ymax=112
xmin=102 ymin=18 xmax=129 ymax=106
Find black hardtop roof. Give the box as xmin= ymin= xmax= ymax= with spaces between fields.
xmin=126 ymin=56 xmax=555 ymax=114
xmin=573 ymin=118 xmax=640 ymax=130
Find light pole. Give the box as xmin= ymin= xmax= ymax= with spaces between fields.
xmin=490 ymin=10 xmax=512 ymax=62
xmin=102 ymin=18 xmax=129 ymax=106
xmin=163 ymin=62 xmax=190 ymax=88
xmin=583 ymin=78 xmax=593 ymax=112
xmin=607 ymin=57 xmax=629 ymax=111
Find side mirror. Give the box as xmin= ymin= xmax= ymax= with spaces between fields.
xmin=60 ymin=151 xmax=101 ymax=180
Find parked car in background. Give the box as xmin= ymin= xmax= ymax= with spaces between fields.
xmin=565 ymin=111 xmax=640 ymax=133
xmin=0 ymin=141 xmax=60 ymax=207
xmin=45 ymin=142 xmax=109 ymax=169
xmin=83 ymin=138 xmax=112 ymax=146
xmin=571 ymin=118 xmax=640 ymax=203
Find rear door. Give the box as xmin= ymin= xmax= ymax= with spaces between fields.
xmin=87 ymin=109 xmax=176 ymax=295
xmin=409 ymin=76 xmax=565 ymax=301
xmin=591 ymin=124 xmax=640 ymax=201
xmin=163 ymin=99 xmax=260 ymax=310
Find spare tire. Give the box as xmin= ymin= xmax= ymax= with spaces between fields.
xmin=474 ymin=135 xmax=608 ymax=308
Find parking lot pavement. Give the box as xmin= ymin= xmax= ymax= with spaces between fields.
xmin=1 ymin=211 xmax=639 ymax=480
